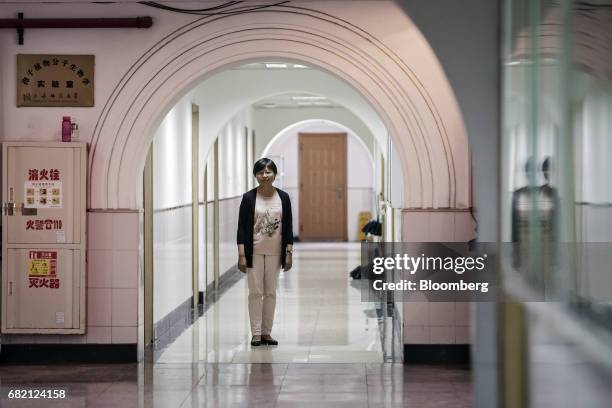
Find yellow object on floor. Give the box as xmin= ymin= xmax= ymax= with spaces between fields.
xmin=358 ymin=211 xmax=372 ymax=241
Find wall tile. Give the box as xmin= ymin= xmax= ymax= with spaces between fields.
xmin=86 ymin=326 xmax=111 ymax=343
xmin=404 ymin=325 xmax=429 ymax=344
xmin=113 ymin=213 xmax=139 ymax=251
xmin=454 ymin=212 xmax=476 ymax=241
xmin=88 ymin=212 xmax=113 ymax=250
xmin=429 ymin=212 xmax=455 ymax=241
xmin=402 ymin=212 xmax=430 ymax=242
xmin=430 ymin=326 xmax=455 ymax=344
xmin=87 ymin=288 xmax=112 ymax=326
xmin=403 ymin=302 xmax=428 ymax=326
xmin=112 ymin=326 xmax=137 ymax=344
xmin=456 ymin=326 xmax=471 ymax=344
xmin=429 ymin=302 xmax=455 ymax=326
xmin=111 ymin=288 xmax=138 ymax=326
xmin=112 ymin=250 xmax=138 ymax=288
xmin=87 ymin=250 xmax=112 ymax=288
xmin=455 ymin=302 xmax=470 ymax=325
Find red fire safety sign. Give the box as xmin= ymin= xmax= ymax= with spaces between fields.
xmin=27 ymin=250 xmax=60 ymax=289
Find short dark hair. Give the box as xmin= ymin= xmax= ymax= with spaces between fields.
xmin=253 ymin=158 xmax=278 ymax=176
xmin=542 ymin=157 xmax=551 ymax=173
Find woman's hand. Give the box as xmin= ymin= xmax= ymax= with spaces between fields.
xmin=238 ymin=255 xmax=247 ymax=273
xmin=284 ymin=253 xmax=292 ymax=271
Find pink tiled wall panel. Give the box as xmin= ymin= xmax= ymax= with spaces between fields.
xmin=87 ymin=211 xmax=140 ymax=344
xmin=401 ymin=210 xmax=475 ymax=345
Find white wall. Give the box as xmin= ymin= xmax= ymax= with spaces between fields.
xmin=251 ymin=103 xmax=390 ymax=237
xmin=152 ymin=96 xmax=192 ymax=323
xmin=200 ymin=108 xmax=252 ymax=291
xmin=217 ymin=110 xmax=251 ymax=277
xmin=266 ymin=122 xmax=374 ymax=241
xmin=254 ymin=106 xmax=376 ymax=158
xmin=191 ymin=69 xmax=387 ymax=175
xmin=186 ymin=65 xmax=404 ymax=232
xmin=578 ymin=77 xmax=612 ymax=245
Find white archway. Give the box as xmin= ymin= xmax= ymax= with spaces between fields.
xmin=88 ymin=4 xmax=470 ymax=211
xmin=187 ymin=69 xmax=387 ymax=169
xmin=263 ymin=118 xmax=377 ymax=241
xmin=262 ymin=119 xmax=376 ymax=167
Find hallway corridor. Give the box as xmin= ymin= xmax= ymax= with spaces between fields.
xmin=0 ymin=362 xmax=472 ymax=407
xmin=155 ymin=243 xmax=384 ymax=364
xmin=0 ymin=243 xmax=473 ymax=407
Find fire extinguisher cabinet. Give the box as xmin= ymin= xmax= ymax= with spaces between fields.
xmin=2 ymin=142 xmax=87 ymax=334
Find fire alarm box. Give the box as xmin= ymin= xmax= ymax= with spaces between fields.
xmin=2 ymin=142 xmax=86 ymax=334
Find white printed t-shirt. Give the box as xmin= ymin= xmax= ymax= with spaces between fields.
xmin=253 ymin=191 xmax=282 ymax=255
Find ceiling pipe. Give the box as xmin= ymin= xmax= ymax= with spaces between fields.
xmin=0 ymin=17 xmax=153 ymax=29
xmin=0 ymin=15 xmax=153 ymax=44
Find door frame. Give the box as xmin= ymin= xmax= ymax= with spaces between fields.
xmin=298 ymin=132 xmax=348 ymax=241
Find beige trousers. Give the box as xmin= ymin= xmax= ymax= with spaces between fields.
xmin=247 ymin=254 xmax=281 ymax=336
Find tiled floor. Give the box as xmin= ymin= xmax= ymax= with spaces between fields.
xmin=154 ymin=243 xmax=386 ymax=364
xmin=0 ymin=363 xmax=473 ymax=407
xmin=0 ymin=243 xmax=474 ymax=407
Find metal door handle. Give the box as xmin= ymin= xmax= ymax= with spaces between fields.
xmin=21 ymin=203 xmax=37 ymax=216
xmin=4 ymin=187 xmax=15 ymax=215
xmin=3 ymin=202 xmax=15 ymax=216
xmin=336 ymin=186 xmax=343 ymax=199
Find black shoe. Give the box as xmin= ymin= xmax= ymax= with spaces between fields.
xmin=261 ymin=335 xmax=278 ymax=345
xmin=251 ymin=335 xmax=262 ymax=346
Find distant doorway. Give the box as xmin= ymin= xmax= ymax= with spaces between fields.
xmin=299 ymin=133 xmax=347 ymax=241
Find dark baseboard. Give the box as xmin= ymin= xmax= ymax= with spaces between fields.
xmin=404 ymin=344 xmax=471 ymax=365
xmin=153 ymin=297 xmax=193 ymax=343
xmin=0 ymin=344 xmax=137 ymax=364
xmin=201 ymin=265 xmax=242 ymax=306
xmin=151 ymin=266 xmax=243 ymax=353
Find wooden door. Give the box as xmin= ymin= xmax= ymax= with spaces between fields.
xmin=299 ymin=133 xmax=347 ymax=241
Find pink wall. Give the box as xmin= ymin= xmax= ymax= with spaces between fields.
xmin=402 ymin=210 xmax=476 ymax=345
xmin=2 ymin=211 xmax=141 ymax=345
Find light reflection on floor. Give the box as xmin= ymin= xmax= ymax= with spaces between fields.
xmin=154 ymin=242 xmax=384 ymax=364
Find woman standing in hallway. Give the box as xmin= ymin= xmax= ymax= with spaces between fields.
xmin=237 ymin=158 xmax=293 ymax=347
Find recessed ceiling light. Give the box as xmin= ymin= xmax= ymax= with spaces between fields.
xmin=261 ymin=103 xmax=277 ymax=108
xmin=292 ymin=64 xmax=308 ymax=68
xmin=265 ymin=63 xmax=288 ymax=68
xmin=291 ymin=96 xmax=327 ymax=101
xmin=296 ymin=101 xmax=314 ymax=106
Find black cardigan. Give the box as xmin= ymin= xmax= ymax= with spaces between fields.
xmin=236 ymin=187 xmax=294 ymax=268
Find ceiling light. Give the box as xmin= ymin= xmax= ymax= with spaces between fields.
xmin=291 ymin=96 xmax=327 ymax=101
xmin=265 ymin=63 xmax=288 ymax=68
xmin=261 ymin=103 xmax=277 ymax=108
xmin=292 ymin=64 xmax=308 ymax=68
xmin=296 ymin=102 xmax=314 ymax=106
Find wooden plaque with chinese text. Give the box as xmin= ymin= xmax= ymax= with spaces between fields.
xmin=17 ymin=54 xmax=94 ymax=107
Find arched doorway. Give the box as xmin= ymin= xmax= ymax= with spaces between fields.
xmin=86 ymin=4 xmax=471 ymax=359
